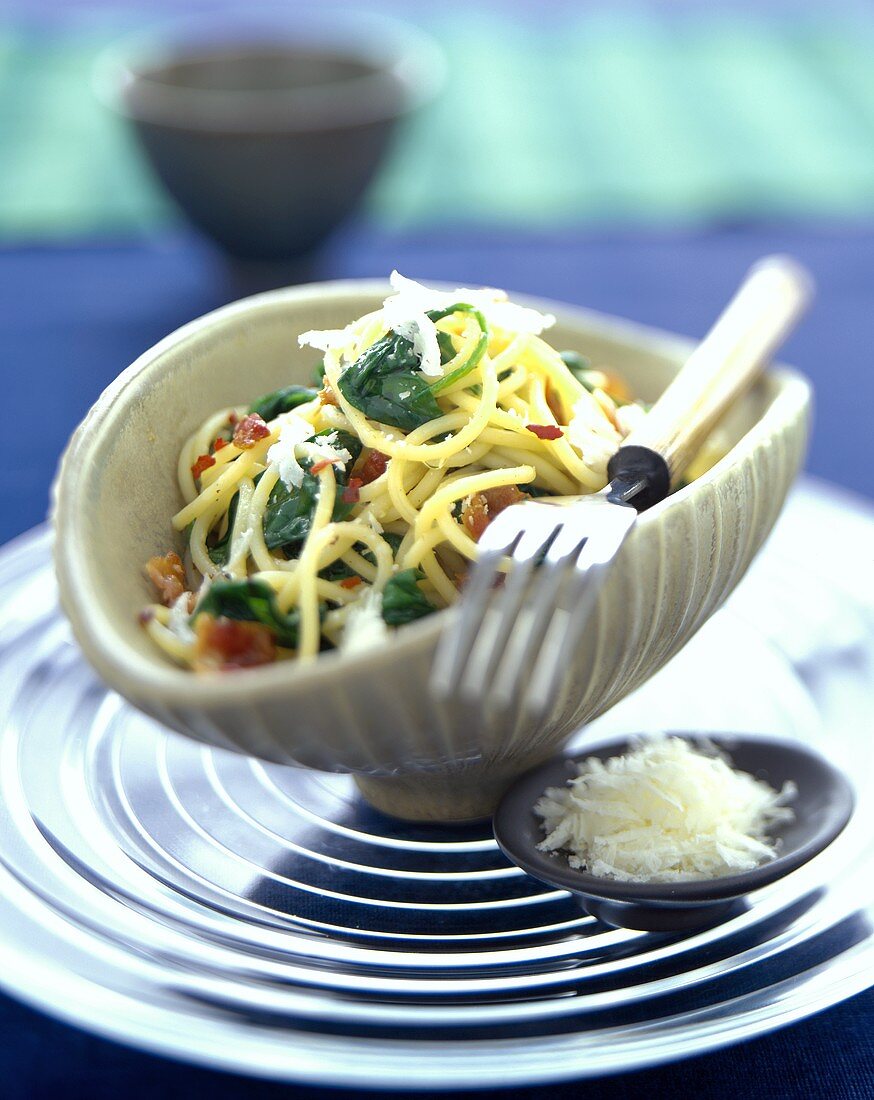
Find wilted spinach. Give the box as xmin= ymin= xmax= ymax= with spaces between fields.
xmin=437 ymin=330 xmax=456 ymax=364
xmin=428 ymin=305 xmax=488 ymax=395
xmin=336 ymin=303 xmax=488 ymax=430
xmin=207 ymin=490 xmax=240 ymax=567
xmin=337 ymin=330 xmax=442 ymax=432
xmin=381 ymin=568 xmax=436 ymax=626
xmin=248 ymin=385 xmax=318 ymax=422
xmin=319 ymin=531 xmax=404 ymax=584
xmin=262 ymin=430 xmax=362 ymax=554
xmin=193 ymin=578 xmax=305 ymax=648
xmin=559 ymin=350 xmax=595 ymax=389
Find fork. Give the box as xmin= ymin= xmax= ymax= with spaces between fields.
xmin=430 ymin=255 xmax=813 ymax=723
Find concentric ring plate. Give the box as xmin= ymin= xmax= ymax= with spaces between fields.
xmin=0 ymin=479 xmax=871 ymax=1089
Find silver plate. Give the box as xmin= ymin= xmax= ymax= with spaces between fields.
xmin=0 ymin=479 xmax=871 ymax=1089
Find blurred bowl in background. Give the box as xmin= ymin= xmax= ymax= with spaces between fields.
xmin=95 ymin=12 xmax=443 ymax=260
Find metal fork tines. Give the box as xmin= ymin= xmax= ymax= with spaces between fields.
xmin=430 ymin=493 xmax=637 ymax=722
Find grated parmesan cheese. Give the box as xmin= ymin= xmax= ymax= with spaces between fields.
xmin=267 ymin=418 xmax=350 ymax=491
xmin=266 ymin=413 xmax=313 ymax=489
xmin=298 ymin=271 xmax=556 ymax=382
xmin=298 ymin=324 xmax=357 ymax=354
xmin=168 ymin=592 xmax=196 ymax=644
xmin=566 ymin=393 xmax=621 ymax=476
xmin=535 ymin=736 xmax=796 ymax=883
xmin=341 ymin=589 xmax=388 ymax=654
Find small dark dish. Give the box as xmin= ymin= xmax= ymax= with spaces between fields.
xmin=96 ymin=14 xmax=443 ymax=259
xmin=494 ymin=734 xmax=854 ymax=932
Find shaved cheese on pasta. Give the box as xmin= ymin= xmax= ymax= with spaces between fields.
xmin=535 ymin=737 xmax=795 ymax=883
xmin=566 ymin=394 xmax=620 ymax=475
xmin=298 ymin=326 xmax=357 ymax=353
xmin=304 ymin=431 xmax=352 ymax=469
xmin=267 ymin=413 xmax=315 ymax=489
xmin=615 ymin=402 xmax=647 ymax=438
xmin=341 ymin=589 xmax=388 ymax=654
xmin=168 ymin=592 xmax=196 ymax=644
xmin=386 ymin=270 xmax=556 ymax=337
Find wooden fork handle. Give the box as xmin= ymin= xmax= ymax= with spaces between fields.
xmin=608 ymin=255 xmax=813 ymax=507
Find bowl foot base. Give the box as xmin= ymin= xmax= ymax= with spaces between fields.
xmin=353 ymin=765 xmax=527 ymax=824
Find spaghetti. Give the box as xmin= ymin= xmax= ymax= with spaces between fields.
xmin=141 ymin=274 xmax=646 ymax=672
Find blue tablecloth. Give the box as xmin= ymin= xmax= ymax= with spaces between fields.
xmin=1 ymin=223 xmax=873 ymax=1096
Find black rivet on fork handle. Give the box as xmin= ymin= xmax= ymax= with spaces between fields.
xmin=606 ymin=446 xmax=671 ymax=512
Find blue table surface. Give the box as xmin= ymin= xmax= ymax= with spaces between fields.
xmin=1 ymin=221 xmax=873 ymax=1097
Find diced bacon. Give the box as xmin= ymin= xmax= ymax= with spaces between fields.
xmin=461 ymin=494 xmax=490 ymax=541
xmin=484 ymin=484 xmax=527 ymax=513
xmin=545 ymin=382 xmax=565 ymax=423
xmin=214 ymin=437 xmax=227 ymax=451
xmin=191 ymin=453 xmax=215 ymax=480
xmin=319 ymin=382 xmax=339 ymax=407
xmin=145 ymin=551 xmax=186 ymax=606
xmin=342 ymin=477 xmax=363 ymax=504
xmin=310 ymin=458 xmax=334 ymax=475
xmin=357 ymin=449 xmax=389 ymax=484
xmin=233 ymin=413 xmax=271 ymax=449
xmin=228 ymin=412 xmax=239 ymax=427
xmin=526 ymin=424 xmax=563 ymax=440
xmin=461 ymin=485 xmax=526 ymax=542
xmin=193 ymin=615 xmax=276 ymax=671
xmin=339 ymin=576 xmax=363 ymax=590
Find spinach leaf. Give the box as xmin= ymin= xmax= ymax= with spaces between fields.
xmin=428 ymin=306 xmax=488 ymax=394
xmin=207 ymin=490 xmax=240 ymax=567
xmin=319 ymin=531 xmax=404 ymax=583
xmin=312 ymin=359 xmax=326 ymax=385
xmin=369 ymin=531 xmax=404 ymax=561
xmin=337 ymin=330 xmax=442 ymax=432
xmin=249 ymin=385 xmax=318 ymax=422
xmin=437 ymin=330 xmax=456 ymax=364
xmin=262 ymin=430 xmax=362 ymax=553
xmin=193 ymin=578 xmax=304 ymax=648
xmin=319 ymin=428 xmax=363 ymax=469
xmin=337 ymin=304 xmax=490 ymax=429
xmin=559 ymin=350 xmax=595 ymax=389
xmin=381 ymin=568 xmax=436 ymax=626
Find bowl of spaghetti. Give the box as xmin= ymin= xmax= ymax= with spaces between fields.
xmin=53 ymin=276 xmax=810 ymax=822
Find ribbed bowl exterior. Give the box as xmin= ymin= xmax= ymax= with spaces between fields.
xmin=53 ymin=281 xmax=810 ymax=821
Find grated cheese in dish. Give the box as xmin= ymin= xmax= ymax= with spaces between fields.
xmin=535 ymin=736 xmax=796 ymax=883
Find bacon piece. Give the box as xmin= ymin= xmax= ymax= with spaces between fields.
xmin=214 ymin=437 xmax=227 ymax=451
xmin=526 ymin=424 xmax=563 ymax=441
xmin=339 ymin=576 xmax=363 ymax=590
xmin=233 ymin=413 xmax=271 ymax=449
xmin=145 ymin=551 xmax=186 ymax=606
xmin=310 ymin=458 xmax=334 ymax=475
xmin=461 ymin=485 xmax=527 ymax=542
xmin=319 ymin=382 xmax=339 ymax=407
xmin=545 ymin=382 xmax=565 ymax=423
xmin=461 ymin=494 xmax=490 ymax=541
xmin=342 ymin=477 xmax=363 ymax=504
xmin=193 ymin=615 xmax=276 ymax=671
xmin=228 ymin=412 xmax=239 ymax=427
xmin=191 ymin=453 xmax=215 ymax=480
xmin=357 ymin=449 xmax=389 ymax=484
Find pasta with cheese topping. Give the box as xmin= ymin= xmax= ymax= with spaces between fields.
xmin=141 ymin=273 xmax=648 ymax=671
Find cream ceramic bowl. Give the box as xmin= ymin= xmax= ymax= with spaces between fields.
xmin=53 ymin=281 xmax=810 ymax=822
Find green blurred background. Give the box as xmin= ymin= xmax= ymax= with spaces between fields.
xmin=7 ymin=2 xmax=874 ymax=238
